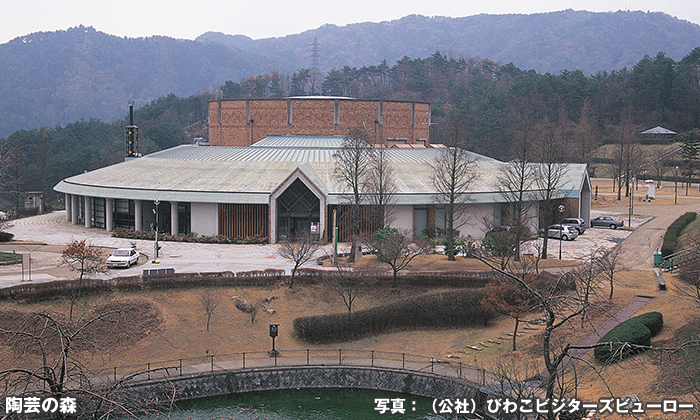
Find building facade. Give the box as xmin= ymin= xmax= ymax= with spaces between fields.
xmin=208 ymin=97 xmax=431 ymax=148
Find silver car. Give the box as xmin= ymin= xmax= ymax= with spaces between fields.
xmin=539 ymin=224 xmax=579 ymax=241
xmin=590 ymin=216 xmax=624 ymax=229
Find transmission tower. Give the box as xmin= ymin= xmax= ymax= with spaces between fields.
xmin=310 ymin=37 xmax=321 ymax=70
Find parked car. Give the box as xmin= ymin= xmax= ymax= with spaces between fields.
xmin=562 ymin=217 xmax=586 ymax=234
xmin=538 ymin=224 xmax=579 ymax=241
xmin=590 ymin=216 xmax=624 ymax=229
xmin=106 ymin=248 xmax=139 ymax=268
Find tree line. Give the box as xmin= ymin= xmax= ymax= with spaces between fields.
xmin=3 ymin=47 xmax=700 ymax=211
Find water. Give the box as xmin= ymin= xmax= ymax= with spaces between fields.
xmin=158 ymin=388 xmax=452 ymax=420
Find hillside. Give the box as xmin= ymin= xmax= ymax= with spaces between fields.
xmin=0 ymin=10 xmax=699 ymax=137
xmin=198 ymin=10 xmax=700 ymax=76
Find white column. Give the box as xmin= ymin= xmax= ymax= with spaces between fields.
xmin=84 ymin=197 xmax=91 ymax=228
xmin=170 ymin=201 xmax=179 ymax=236
xmin=134 ymin=200 xmax=143 ymax=231
xmin=71 ymin=195 xmax=79 ymax=225
xmin=65 ymin=194 xmax=72 ymax=222
xmin=105 ymin=198 xmax=114 ymax=231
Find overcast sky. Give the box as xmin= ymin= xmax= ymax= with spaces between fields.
xmin=3 ymin=0 xmax=700 ymax=45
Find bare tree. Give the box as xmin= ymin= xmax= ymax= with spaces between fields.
xmin=595 ymin=246 xmax=624 ymax=299
xmin=364 ymin=227 xmax=432 ymax=287
xmin=474 ymin=252 xmax=605 ymax=420
xmin=60 ymin=239 xmax=107 ymax=320
xmin=367 ymin=145 xmax=397 ymax=228
xmin=533 ymin=118 xmax=568 ymax=260
xmin=497 ymin=138 xmax=536 ymax=262
xmin=198 ymin=289 xmax=220 ymax=331
xmin=329 ymin=256 xmax=368 ymax=315
xmin=0 ymin=302 xmax=167 ymax=418
xmin=333 ymin=128 xmax=375 ymax=262
xmin=2 ymin=142 xmax=26 ymax=213
xmin=430 ymin=111 xmax=478 ymax=261
xmin=277 ymin=231 xmax=321 ymax=288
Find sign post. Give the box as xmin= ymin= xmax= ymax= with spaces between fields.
xmin=268 ymin=323 xmax=280 ymax=357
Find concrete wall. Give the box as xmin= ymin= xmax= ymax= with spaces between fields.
xmin=390 ymin=205 xmax=414 ymax=235
xmin=454 ymin=203 xmax=497 ymax=239
xmin=191 ymin=203 xmax=219 ymax=236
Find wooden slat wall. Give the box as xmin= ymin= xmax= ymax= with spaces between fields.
xmin=219 ymin=204 xmax=269 ymax=238
xmin=327 ymin=205 xmax=382 ymax=242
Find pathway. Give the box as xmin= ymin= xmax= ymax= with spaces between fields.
xmin=557 ymin=295 xmax=655 ymax=374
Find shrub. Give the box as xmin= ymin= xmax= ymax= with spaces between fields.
xmin=661 ymin=212 xmax=697 ymax=257
xmin=293 ymin=289 xmax=496 ymax=343
xmin=594 ymin=311 xmax=663 ymax=363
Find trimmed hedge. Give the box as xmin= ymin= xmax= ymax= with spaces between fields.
xmin=111 ymin=227 xmax=268 ymax=244
xmin=661 ymin=212 xmax=697 ymax=257
xmin=293 ymin=289 xmax=496 ymax=343
xmin=594 ymin=311 xmax=663 ymax=363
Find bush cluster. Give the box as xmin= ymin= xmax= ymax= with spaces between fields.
xmin=594 ymin=311 xmax=663 ymax=363
xmin=293 ymin=289 xmax=496 ymax=343
xmin=660 ymin=212 xmax=697 ymax=257
xmin=0 ymin=272 xmax=281 ymax=302
xmin=111 ymin=227 xmax=268 ymax=245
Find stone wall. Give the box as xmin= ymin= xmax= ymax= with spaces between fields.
xmin=121 ymin=366 xmax=481 ymax=407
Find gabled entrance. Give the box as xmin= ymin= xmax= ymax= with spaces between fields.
xmin=277 ymin=179 xmax=320 ymax=240
xmin=269 ymin=166 xmax=327 ymax=243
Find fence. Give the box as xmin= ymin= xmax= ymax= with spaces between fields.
xmin=91 ymin=348 xmax=493 ymax=387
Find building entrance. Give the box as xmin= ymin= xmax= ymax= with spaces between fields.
xmin=276 ymin=179 xmax=320 ymax=241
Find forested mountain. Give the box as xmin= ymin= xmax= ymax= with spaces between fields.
xmin=0 ymin=26 xmax=268 ymax=138
xmin=199 ymin=10 xmax=700 ymax=76
xmin=1 ymin=10 xmax=699 ymax=137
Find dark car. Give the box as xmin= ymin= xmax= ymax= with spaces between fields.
xmin=590 ymin=215 xmax=624 ymax=229
xmin=562 ymin=217 xmax=586 ymax=234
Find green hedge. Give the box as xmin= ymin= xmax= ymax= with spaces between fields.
xmin=111 ymin=227 xmax=268 ymax=244
xmin=661 ymin=212 xmax=697 ymax=257
xmin=594 ymin=311 xmax=663 ymax=363
xmin=293 ymin=289 xmax=495 ymax=343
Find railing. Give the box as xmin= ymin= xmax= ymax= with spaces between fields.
xmin=89 ymin=349 xmax=494 ymax=387
xmin=661 ymin=245 xmax=700 ymax=271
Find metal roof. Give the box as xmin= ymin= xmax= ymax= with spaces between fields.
xmin=641 ymin=126 xmax=677 ymax=135
xmin=54 ymin=137 xmax=587 ymax=206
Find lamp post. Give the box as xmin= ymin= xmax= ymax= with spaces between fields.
xmin=675 ymin=166 xmax=679 ymax=205
xmin=153 ymin=199 xmax=160 ymax=260
xmin=629 ymin=177 xmax=635 ymax=227
xmin=558 ymin=204 xmax=565 ymax=260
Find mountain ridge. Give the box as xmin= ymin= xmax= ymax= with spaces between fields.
xmin=1 ymin=10 xmax=699 ymax=137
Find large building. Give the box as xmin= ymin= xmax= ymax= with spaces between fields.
xmin=209 ymin=97 xmax=431 ymax=148
xmin=53 ymin=98 xmax=591 ymax=244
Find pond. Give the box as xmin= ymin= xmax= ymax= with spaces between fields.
xmin=156 ymin=388 xmax=455 ymax=420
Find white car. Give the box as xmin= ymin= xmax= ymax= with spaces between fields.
xmin=106 ymin=248 xmax=139 ymax=268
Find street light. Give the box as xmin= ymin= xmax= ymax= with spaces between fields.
xmin=153 ymin=199 xmax=160 ymax=260
xmin=558 ymin=204 xmax=565 ymax=260
xmin=675 ymin=166 xmax=679 ymax=205
xmin=629 ymin=177 xmax=635 ymax=226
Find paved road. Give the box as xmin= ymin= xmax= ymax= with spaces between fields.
xmin=0 ymin=211 xmax=341 ymax=288
xmin=597 ymin=202 xmax=700 ymax=270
